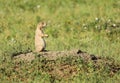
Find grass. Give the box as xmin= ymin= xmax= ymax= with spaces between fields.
xmin=0 ymin=0 xmax=120 ymax=82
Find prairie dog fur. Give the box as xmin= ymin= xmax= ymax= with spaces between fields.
xmin=35 ymin=22 xmax=48 ymax=52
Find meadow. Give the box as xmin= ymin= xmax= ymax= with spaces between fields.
xmin=0 ymin=0 xmax=120 ymax=83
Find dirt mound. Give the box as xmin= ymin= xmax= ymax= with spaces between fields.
xmin=12 ymin=49 xmax=120 ymax=78
xmin=13 ymin=49 xmax=97 ymax=61
xmin=13 ymin=52 xmax=35 ymax=61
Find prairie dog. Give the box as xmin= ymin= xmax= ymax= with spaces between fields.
xmin=35 ymin=22 xmax=48 ymax=52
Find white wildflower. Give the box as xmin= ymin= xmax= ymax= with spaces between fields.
xmin=112 ymin=24 xmax=116 ymax=27
xmin=95 ymin=25 xmax=98 ymax=28
xmin=117 ymin=37 xmax=120 ymax=40
xmin=83 ymin=24 xmax=86 ymax=27
xmin=84 ymin=27 xmax=87 ymax=29
xmin=108 ymin=19 xmax=111 ymax=23
xmin=11 ymin=38 xmax=16 ymax=43
xmin=37 ymin=5 xmax=40 ymax=8
xmin=95 ymin=17 xmax=99 ymax=21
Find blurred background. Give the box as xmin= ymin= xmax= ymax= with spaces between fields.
xmin=0 ymin=0 xmax=120 ymax=59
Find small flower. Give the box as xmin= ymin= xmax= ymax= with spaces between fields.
xmin=84 ymin=27 xmax=87 ymax=29
xmin=82 ymin=24 xmax=86 ymax=27
xmin=95 ymin=25 xmax=100 ymax=29
xmin=95 ymin=17 xmax=99 ymax=21
xmin=11 ymin=38 xmax=16 ymax=43
xmin=108 ymin=19 xmax=111 ymax=23
xmin=112 ymin=24 xmax=116 ymax=27
xmin=82 ymin=24 xmax=87 ymax=29
xmin=37 ymin=5 xmax=40 ymax=8
xmin=117 ymin=37 xmax=120 ymax=40
xmin=95 ymin=25 xmax=98 ymax=28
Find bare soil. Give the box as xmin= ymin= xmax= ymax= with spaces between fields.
xmin=13 ymin=49 xmax=96 ymax=61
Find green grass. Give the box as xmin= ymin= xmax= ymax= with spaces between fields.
xmin=0 ymin=0 xmax=120 ymax=83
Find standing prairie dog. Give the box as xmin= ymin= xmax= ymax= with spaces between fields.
xmin=35 ymin=22 xmax=48 ymax=52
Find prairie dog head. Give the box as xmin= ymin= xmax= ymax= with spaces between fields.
xmin=37 ymin=22 xmax=47 ymax=30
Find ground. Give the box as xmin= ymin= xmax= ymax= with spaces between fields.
xmin=12 ymin=49 xmax=120 ymax=80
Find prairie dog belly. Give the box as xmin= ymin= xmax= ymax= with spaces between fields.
xmin=35 ymin=36 xmax=46 ymax=52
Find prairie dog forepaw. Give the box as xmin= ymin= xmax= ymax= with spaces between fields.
xmin=44 ymin=34 xmax=48 ymax=37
